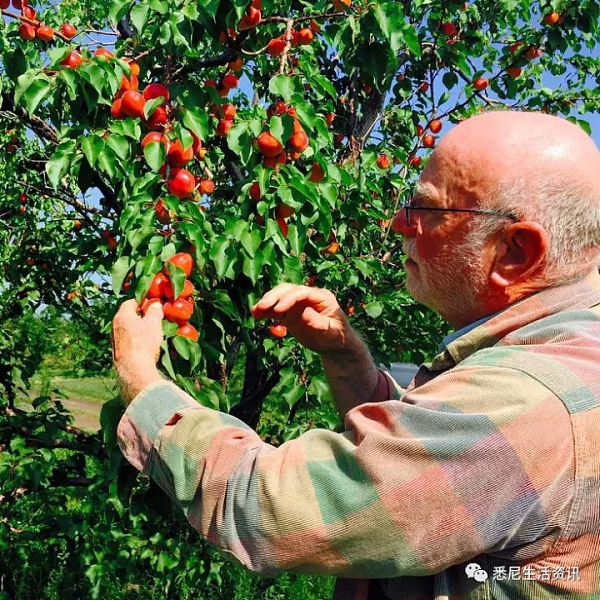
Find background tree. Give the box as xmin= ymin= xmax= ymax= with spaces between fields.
xmin=1 ymin=0 xmax=599 ymax=597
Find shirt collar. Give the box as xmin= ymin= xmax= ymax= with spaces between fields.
xmin=431 ymin=269 xmax=600 ymax=370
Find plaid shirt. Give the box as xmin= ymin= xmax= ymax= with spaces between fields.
xmin=118 ymin=270 xmax=600 ymax=599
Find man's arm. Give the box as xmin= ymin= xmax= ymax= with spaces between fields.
xmin=320 ymin=329 xmax=393 ymax=418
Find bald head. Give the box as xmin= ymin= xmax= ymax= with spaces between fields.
xmin=423 ymin=111 xmax=600 ymax=209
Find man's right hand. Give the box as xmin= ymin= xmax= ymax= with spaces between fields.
xmin=251 ymin=284 xmax=354 ymax=356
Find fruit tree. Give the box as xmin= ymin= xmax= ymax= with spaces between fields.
xmin=1 ymin=0 xmax=599 ymax=596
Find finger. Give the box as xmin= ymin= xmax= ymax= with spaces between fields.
xmin=115 ymin=298 xmax=141 ymax=323
xmin=251 ymin=283 xmax=301 ymax=315
xmin=252 ymin=283 xmax=313 ymax=316
xmin=255 ymin=287 xmax=333 ymax=320
xmin=144 ymin=301 xmax=164 ymax=325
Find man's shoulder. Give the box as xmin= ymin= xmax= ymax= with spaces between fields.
xmin=461 ymin=307 xmax=600 ymax=414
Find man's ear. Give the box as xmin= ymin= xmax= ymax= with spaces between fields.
xmin=489 ymin=223 xmax=548 ymax=288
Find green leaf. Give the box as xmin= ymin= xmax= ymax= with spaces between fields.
xmin=160 ymin=341 xmax=177 ymax=379
xmin=144 ymin=141 xmax=166 ymax=172
xmin=374 ymin=3 xmax=404 ymax=55
xmin=143 ymin=97 xmax=164 ymax=120
xmin=130 ymin=3 xmax=150 ymax=33
xmin=109 ymin=0 xmax=132 ymax=25
xmin=365 ymin=301 xmax=383 ymax=318
xmin=283 ymin=255 xmax=303 ymax=283
xmin=269 ymin=74 xmax=304 ymax=102
xmin=209 ymin=238 xmax=230 ymax=278
xmin=46 ymin=141 xmax=76 ymax=189
xmin=242 ymin=250 xmax=264 ymax=285
xmin=182 ymin=107 xmax=209 ymax=141
xmin=15 ymin=71 xmax=53 ymax=115
xmin=402 ymin=23 xmax=421 ymax=56
xmin=227 ymin=123 xmax=252 ymax=165
xmin=165 ymin=262 xmax=186 ymax=300
xmin=107 ymin=134 xmax=129 ymax=161
xmin=111 ymin=256 xmax=134 ymax=295
xmin=172 ymin=335 xmax=191 ymax=360
xmin=240 ymin=228 xmax=262 ymax=257
xmin=82 ymin=135 xmax=105 ymax=167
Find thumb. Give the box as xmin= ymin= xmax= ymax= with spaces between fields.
xmin=144 ymin=301 xmax=164 ymax=324
xmin=299 ymin=306 xmax=331 ymax=331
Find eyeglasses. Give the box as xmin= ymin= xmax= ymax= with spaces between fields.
xmin=401 ymin=198 xmax=520 ymax=228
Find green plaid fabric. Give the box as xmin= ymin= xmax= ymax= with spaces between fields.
xmin=118 ymin=270 xmax=600 ymax=599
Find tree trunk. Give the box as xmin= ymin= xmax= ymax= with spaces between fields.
xmin=230 ymin=348 xmax=280 ymax=430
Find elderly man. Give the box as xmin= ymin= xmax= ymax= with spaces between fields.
xmin=112 ymin=111 xmax=600 ymax=599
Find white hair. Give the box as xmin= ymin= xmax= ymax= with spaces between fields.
xmin=467 ymin=175 xmax=600 ymax=285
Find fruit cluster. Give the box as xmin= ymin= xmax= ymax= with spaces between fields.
xmin=6 ymin=0 xmax=77 ymax=43
xmin=140 ymin=252 xmax=198 ymax=341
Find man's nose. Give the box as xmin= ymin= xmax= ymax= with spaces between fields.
xmin=392 ymin=209 xmax=417 ymax=236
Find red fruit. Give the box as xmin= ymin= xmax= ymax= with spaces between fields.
xmin=117 ymin=75 xmax=131 ymax=97
xmin=288 ymin=130 xmax=309 ymax=153
xmin=309 ymin=162 xmax=324 ymax=182
xmin=509 ymin=41 xmax=523 ymax=55
xmin=199 ymin=179 xmax=215 ymax=195
xmin=60 ymin=24 xmax=77 ymax=39
xmin=543 ymin=11 xmax=559 ymax=25
xmin=258 ymin=132 xmax=283 ymax=157
xmin=507 ymin=66 xmax=521 ymax=78
xmin=19 ymin=23 xmax=36 ymax=41
xmin=36 ymin=26 xmax=55 ymax=41
xmin=228 ymin=57 xmax=243 ymax=72
xmin=147 ymin=272 xmax=170 ymax=298
xmin=239 ymin=6 xmax=261 ymax=29
xmin=176 ymin=323 xmax=199 ymax=342
xmin=269 ymin=324 xmax=287 ymax=338
xmin=277 ymin=101 xmax=288 ymax=115
xmin=376 ymin=154 xmax=390 ymax=169
xmin=277 ymin=217 xmax=288 ymax=238
xmin=140 ymin=297 xmax=162 ymax=315
xmin=440 ymin=22 xmax=457 ymax=36
xmin=216 ymin=119 xmax=234 ymax=136
xmin=334 ymin=133 xmax=344 ymax=148
xmin=143 ymin=83 xmax=170 ymax=102
xmin=94 ymin=48 xmax=114 ymax=60
xmin=168 ymin=140 xmax=194 ymax=166
xmin=419 ymin=82 xmax=429 ymax=93
xmin=409 ymin=156 xmax=422 ymax=167
xmin=19 ymin=193 xmax=26 ymax=204
xmin=141 ymin=131 xmax=165 ymax=148
xmin=111 ymin=98 xmax=125 ymax=119
xmin=416 ymin=124 xmax=424 ymax=136
xmin=473 ymin=77 xmax=489 ymax=91
xmin=163 ymin=298 xmax=194 ymax=325
xmin=167 ymin=169 xmax=195 ymax=198
xmin=396 ymin=74 xmax=405 ymax=82
xmin=363 ymin=84 xmax=372 ymax=94
xmin=165 ymin=279 xmax=194 ymax=302
xmin=309 ymin=19 xmax=321 ymax=33
xmin=73 ymin=220 xmax=82 ymax=231
xmin=128 ymin=61 xmax=140 ymax=77
xmin=11 ymin=0 xmax=21 ymax=7
xmin=297 ymin=28 xmax=314 ymax=45
xmin=164 ymin=252 xmax=194 ymax=277
xmin=220 ymin=103 xmax=236 ymax=120
xmin=423 ymin=134 xmax=435 ymax=148
xmin=19 ymin=205 xmax=26 ymax=214
xmin=205 ymin=79 xmax=217 ymax=88
xmin=429 ymin=119 xmax=442 ymax=133
xmin=121 ymin=90 xmax=145 ymax=118
xmin=249 ymin=182 xmax=262 ymax=200
xmin=61 ymin=51 xmax=83 ymax=68
xmin=267 ymin=37 xmax=286 ymax=56
xmin=333 ymin=0 xmax=351 ymax=9
xmin=525 ymin=45 xmax=542 ymax=60
xmin=275 ymin=204 xmax=295 ymax=218
xmin=191 ymin=132 xmax=202 ymax=154
xmin=22 ymin=6 xmax=35 ymax=19
xmin=146 ymin=105 xmax=167 ymax=129
xmin=155 ymin=199 xmax=171 ymax=224
xmin=222 ymin=74 xmax=239 ymax=90
xmin=326 ymin=112 xmax=335 ymax=127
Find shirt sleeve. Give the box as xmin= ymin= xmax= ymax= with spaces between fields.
xmin=117 ymin=363 xmax=574 ymax=579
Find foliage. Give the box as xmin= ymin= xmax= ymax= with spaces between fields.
xmin=0 ymin=0 xmax=599 ymax=596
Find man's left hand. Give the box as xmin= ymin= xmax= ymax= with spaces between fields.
xmin=111 ymin=299 xmax=164 ymax=404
